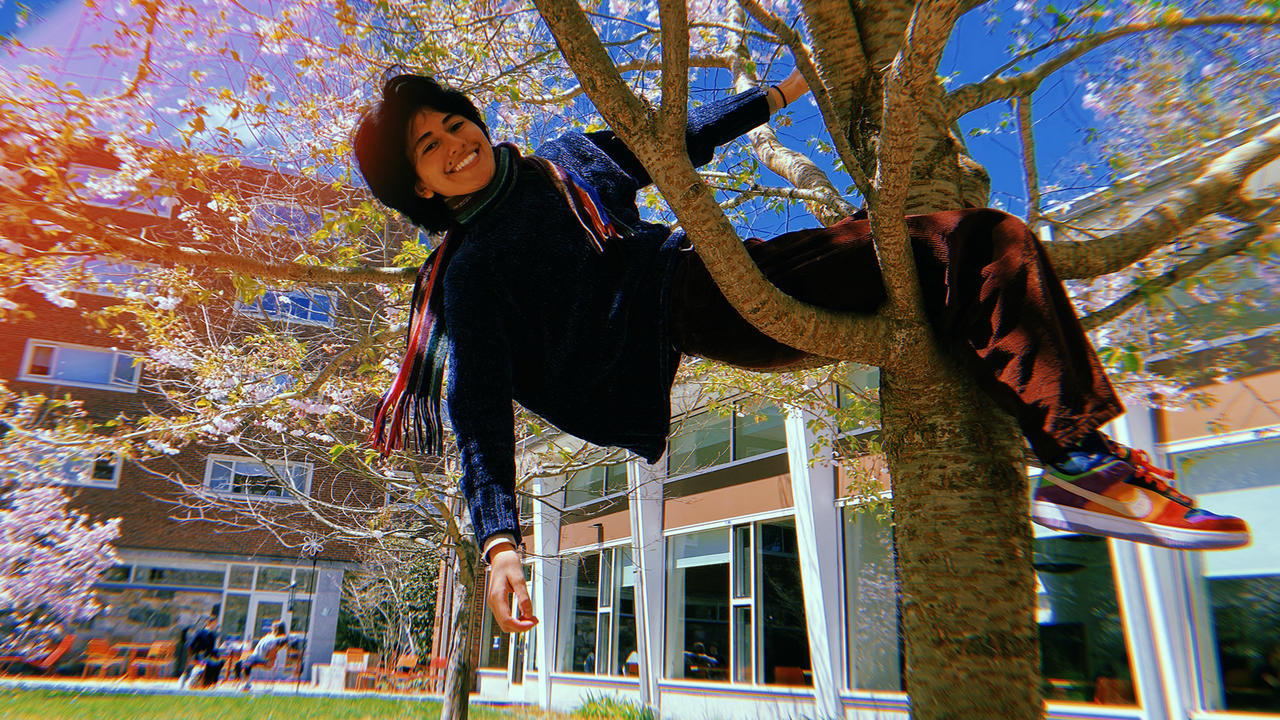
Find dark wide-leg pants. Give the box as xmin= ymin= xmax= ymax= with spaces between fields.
xmin=668 ymin=208 xmax=1124 ymax=459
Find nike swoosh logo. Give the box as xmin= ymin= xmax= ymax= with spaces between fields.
xmin=1044 ymin=474 xmax=1153 ymax=519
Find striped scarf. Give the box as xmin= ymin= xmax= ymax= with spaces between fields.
xmin=371 ymin=143 xmax=625 ymax=455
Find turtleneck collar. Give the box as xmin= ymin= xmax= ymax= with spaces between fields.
xmin=446 ymin=143 xmax=518 ymax=225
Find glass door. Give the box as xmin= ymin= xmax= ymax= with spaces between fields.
xmin=247 ymin=597 xmax=286 ymax=643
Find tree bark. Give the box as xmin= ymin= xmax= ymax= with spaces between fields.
xmin=882 ymin=364 xmax=1041 ymax=719
xmin=439 ymin=544 xmax=477 ymax=720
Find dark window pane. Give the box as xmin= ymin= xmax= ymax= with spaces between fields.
xmin=668 ymin=413 xmax=732 ymax=476
xmin=1207 ymin=575 xmax=1280 ymax=712
xmin=735 ymin=404 xmax=787 ymax=459
xmin=760 ymin=521 xmax=810 ymax=685
xmin=1035 ymin=535 xmax=1135 ymax=705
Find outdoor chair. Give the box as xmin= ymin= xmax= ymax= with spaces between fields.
xmin=352 ymin=652 xmax=382 ymax=690
xmin=283 ymin=645 xmax=305 ymax=678
xmin=0 ymin=635 xmax=76 ymax=676
xmin=81 ymin=638 xmax=125 ymax=678
xmin=425 ymin=655 xmax=447 ymax=692
xmin=384 ymin=653 xmax=421 ymax=692
xmin=128 ymin=640 xmax=176 ymax=679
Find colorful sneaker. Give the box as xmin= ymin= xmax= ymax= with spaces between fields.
xmin=1032 ymin=440 xmax=1250 ymax=550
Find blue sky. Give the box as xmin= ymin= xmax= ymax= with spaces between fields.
xmin=3 ymin=0 xmax=1105 ymax=221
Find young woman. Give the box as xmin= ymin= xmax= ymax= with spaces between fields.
xmin=354 ymin=72 xmax=1249 ymax=633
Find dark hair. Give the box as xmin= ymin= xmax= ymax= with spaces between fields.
xmin=273 ymin=620 xmax=287 ymax=634
xmin=353 ymin=74 xmax=490 ymax=233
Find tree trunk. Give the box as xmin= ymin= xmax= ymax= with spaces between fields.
xmin=881 ymin=363 xmax=1042 ymax=720
xmin=439 ymin=551 xmax=476 ymax=720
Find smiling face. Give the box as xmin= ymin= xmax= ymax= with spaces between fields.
xmin=406 ymin=108 xmax=496 ymax=200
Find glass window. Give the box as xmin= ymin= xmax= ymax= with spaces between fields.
xmin=101 ymin=565 xmax=131 ymax=583
xmin=561 ymin=553 xmax=600 ymax=673
xmin=613 ymin=549 xmax=638 ymax=677
xmin=843 ymin=506 xmax=902 ymax=691
xmin=760 ymin=520 xmax=811 ymax=685
xmin=289 ymin=599 xmax=311 ymax=633
xmin=1173 ymin=438 xmax=1280 ymax=713
xmin=205 ymin=456 xmax=311 ymax=498
xmin=257 ymin=566 xmax=294 ymax=592
xmin=1205 ymin=575 xmax=1280 ymax=712
xmin=54 ymin=453 xmax=120 ymax=488
xmin=221 ymin=593 xmax=251 ymax=641
xmin=20 ymin=341 xmax=139 ymax=391
xmin=241 ymin=289 xmax=336 ymax=326
xmin=562 ymin=464 xmax=627 ymax=507
xmin=1034 ymin=534 xmax=1135 ymax=704
xmin=139 ymin=566 xmax=225 ymax=588
xmin=668 ymin=413 xmax=732 ymax=476
xmin=842 ymin=508 xmax=1135 ymax=703
xmin=667 ymin=529 xmax=730 ymax=680
xmin=734 ymin=404 xmax=787 ymax=459
xmin=294 ymin=569 xmax=316 ymax=593
xmin=228 ymin=565 xmax=255 ymax=590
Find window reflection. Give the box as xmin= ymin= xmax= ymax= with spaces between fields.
xmin=1174 ymin=438 xmax=1280 ymax=712
xmin=841 ymin=506 xmax=1136 ymax=704
xmin=1207 ymin=575 xmax=1280 ymax=712
xmin=667 ymin=529 xmax=730 ymax=681
xmin=1034 ymin=535 xmax=1135 ymax=705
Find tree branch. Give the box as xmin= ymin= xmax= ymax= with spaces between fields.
xmin=737 ymin=0 xmax=873 ymax=201
xmin=1080 ymin=213 xmax=1278 ymax=331
xmin=5 ymin=192 xmax=417 ymax=285
xmin=797 ymin=0 xmax=870 ymax=136
xmin=1046 ymin=120 xmax=1280 ymax=279
xmin=948 ymin=14 xmax=1280 ymax=117
xmin=658 ymin=0 xmax=689 ymax=143
xmin=1015 ymin=94 xmax=1042 ymax=226
xmin=873 ymin=0 xmax=964 ymax=318
xmin=532 ymin=0 xmax=901 ymax=367
xmin=728 ymin=5 xmax=856 ymax=225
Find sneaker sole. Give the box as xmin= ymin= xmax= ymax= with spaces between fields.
xmin=1032 ymin=500 xmax=1250 ymax=550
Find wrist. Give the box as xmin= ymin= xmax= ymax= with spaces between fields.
xmin=770 ymin=84 xmax=788 ymax=109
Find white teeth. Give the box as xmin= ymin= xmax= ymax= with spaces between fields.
xmin=452 ymin=151 xmax=478 ymax=173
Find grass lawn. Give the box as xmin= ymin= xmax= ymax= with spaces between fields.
xmin=0 ymin=690 xmax=527 ymax=720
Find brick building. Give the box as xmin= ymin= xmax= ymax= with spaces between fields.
xmin=0 ymin=140 xmax=376 ymax=677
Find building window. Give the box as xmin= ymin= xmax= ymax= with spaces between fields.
xmin=1172 ymin=437 xmax=1280 ymax=713
xmin=54 ymin=453 xmax=121 ymax=488
xmin=204 ymin=456 xmax=311 ymax=499
xmin=840 ymin=503 xmax=1137 ymax=704
xmin=843 ymin=506 xmax=902 ymax=691
xmin=666 ymin=528 xmax=731 ymax=681
xmin=239 ymin=289 xmax=335 ymax=326
xmin=562 ymin=463 xmax=628 ymax=508
xmin=1033 ymin=534 xmax=1134 ymax=704
xmin=668 ymin=413 xmax=732 ymax=476
xmin=19 ymin=340 xmax=140 ymax=392
xmin=668 ymin=402 xmax=787 ymax=477
xmin=557 ymin=547 xmax=638 ymax=676
xmin=136 ymin=566 xmax=225 ymax=589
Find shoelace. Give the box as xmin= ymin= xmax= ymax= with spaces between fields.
xmin=1105 ymin=439 xmax=1194 ymax=507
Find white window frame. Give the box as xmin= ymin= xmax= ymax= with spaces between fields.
xmin=237 ymin=289 xmax=337 ymax=327
xmin=62 ymin=453 xmax=122 ymax=489
xmin=18 ymin=339 xmax=141 ymax=393
xmin=203 ymin=454 xmax=313 ymax=501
